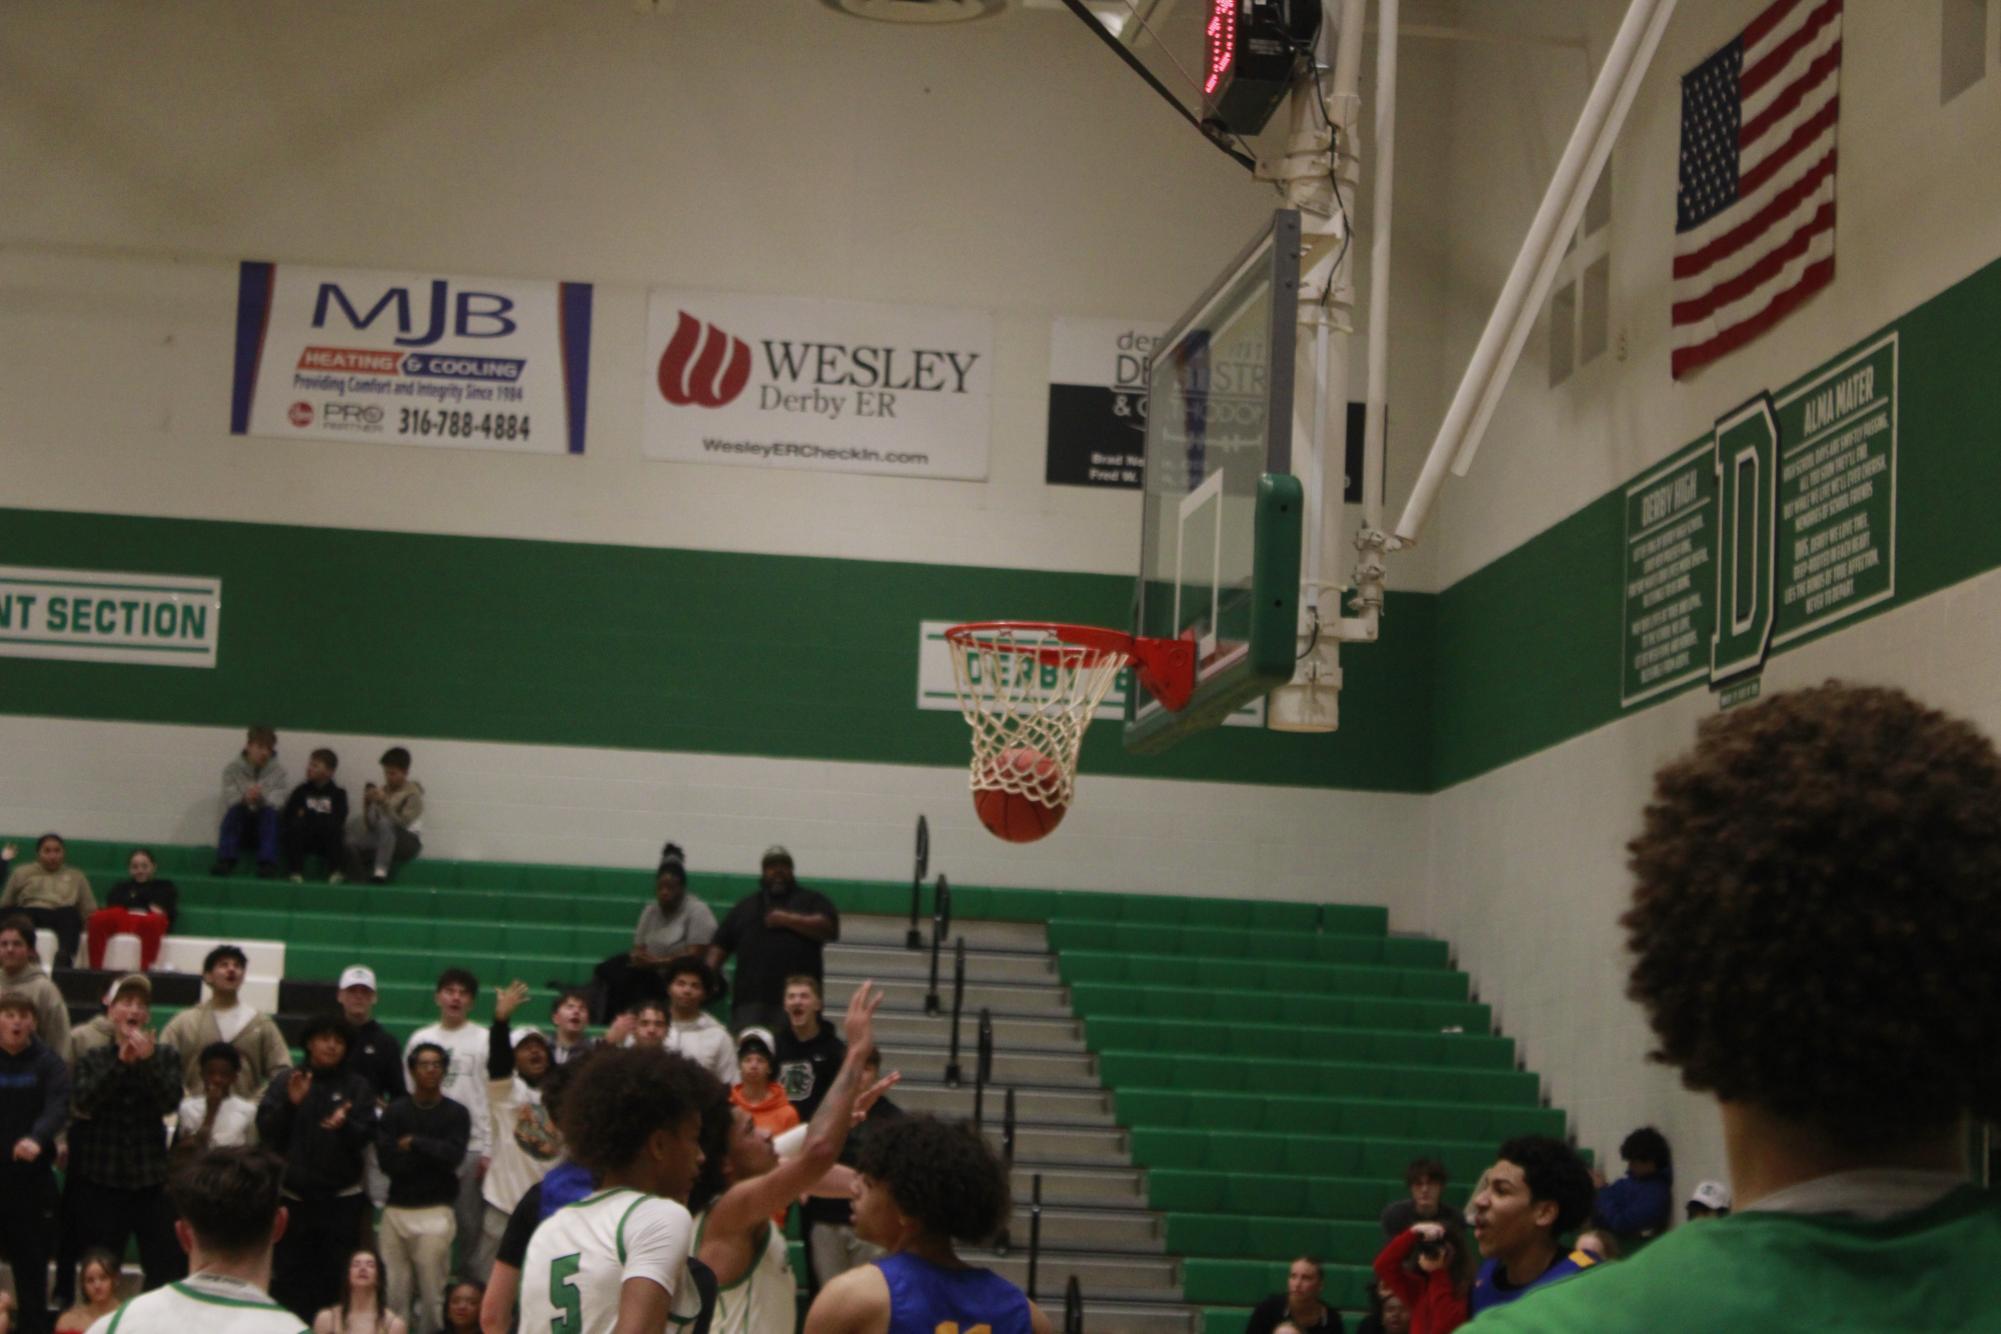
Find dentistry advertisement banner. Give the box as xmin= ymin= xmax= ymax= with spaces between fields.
xmin=229 ymin=260 xmax=594 ymax=454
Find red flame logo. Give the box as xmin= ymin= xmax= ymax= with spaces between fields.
xmin=657 ymin=311 xmax=752 ymax=408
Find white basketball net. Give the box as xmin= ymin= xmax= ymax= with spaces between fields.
xmin=945 ymin=625 xmax=1133 ymax=809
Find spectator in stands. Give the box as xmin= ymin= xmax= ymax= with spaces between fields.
xmin=66 ymin=974 xmax=148 ymax=1065
xmin=86 ymin=847 xmax=178 ymax=970
xmin=349 ymin=746 xmax=424 ymax=884
xmin=777 ymin=974 xmax=846 ymax=1119
xmin=441 ymin=1281 xmax=482 ymax=1334
xmin=729 ymin=1026 xmax=799 ymax=1141
xmin=1245 ymin=1257 xmax=1342 ymax=1334
xmin=1684 ymin=1179 xmax=1730 ymax=1221
xmin=174 ymin=1042 xmax=259 ymax=1152
xmin=339 ymin=964 xmax=405 ymax=1211
xmin=213 ymin=724 xmax=289 ymax=878
xmin=1373 ymin=1221 xmax=1470 ymax=1334
xmin=161 ymin=944 xmax=290 ymax=1098
xmin=313 ymin=1248 xmax=407 ymax=1334
xmin=1571 ymin=1229 xmax=1619 ymax=1263
xmin=1472 ymin=684 xmax=2001 ymax=1330
xmin=546 ymin=989 xmax=598 ymax=1066
xmin=476 ymin=984 xmax=560 ymax=1278
xmin=0 ymin=990 xmax=69 ymax=1334
xmin=406 ymin=968 xmax=491 ymax=1275
xmin=378 ymin=1042 xmax=471 ymax=1334
xmin=65 ymin=981 xmax=184 ymax=1294
xmin=479 ymin=1057 xmax=594 ymax=1334
xmin=1352 ymin=1283 xmax=1411 ymax=1334
xmin=708 ymin=846 xmax=838 ymax=1033
xmin=1380 ymin=1158 xmax=1463 ymax=1241
xmin=605 ymin=999 xmax=669 ymax=1050
xmin=803 ymin=1046 xmax=902 ymax=1294
xmin=662 ymin=958 xmax=734 ymax=1085
xmin=258 ymin=1012 xmax=378 ymax=1322
xmin=1465 ymin=1136 xmax=1598 ymax=1314
xmin=53 ymin=1249 xmax=120 ymax=1334
xmin=282 ymin=748 xmax=350 ymax=884
xmin=102 ymin=1146 xmax=301 ymax=1332
xmin=1 ymin=835 xmax=95 ymax=967
xmin=0 ymin=912 xmax=70 ymax=1055
xmin=1590 ymin=1126 xmax=1671 ymax=1245
xmin=594 ymin=844 xmax=716 ymax=1019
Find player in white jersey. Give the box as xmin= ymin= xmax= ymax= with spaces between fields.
xmin=692 ymin=982 xmax=889 ymax=1334
xmin=89 ymin=1146 xmax=308 ymax=1334
xmin=520 ymin=1045 xmax=714 ymax=1333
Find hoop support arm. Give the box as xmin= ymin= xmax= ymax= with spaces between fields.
xmin=1129 ymin=636 xmax=1196 ymax=714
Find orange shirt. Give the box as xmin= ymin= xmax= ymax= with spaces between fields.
xmin=729 ymin=1082 xmax=801 ymax=1226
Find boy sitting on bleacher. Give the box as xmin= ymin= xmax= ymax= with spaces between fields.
xmin=212 ymin=725 xmax=288 ymax=879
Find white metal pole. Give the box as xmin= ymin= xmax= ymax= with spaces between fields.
xmin=1393 ymin=0 xmax=1676 ymax=545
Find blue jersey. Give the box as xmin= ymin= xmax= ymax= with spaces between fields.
xmin=1470 ymin=1250 xmax=1599 ymax=1313
xmin=878 ymin=1252 xmax=1035 ymax=1334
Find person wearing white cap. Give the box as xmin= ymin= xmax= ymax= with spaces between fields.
xmin=1686 ymin=1180 xmax=1731 ymax=1221
xmin=473 ymin=981 xmax=560 ymax=1281
xmin=338 ymin=964 xmax=404 ymax=1211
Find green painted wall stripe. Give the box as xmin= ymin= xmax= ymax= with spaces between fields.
xmin=0 ymin=509 xmax=1435 ymax=792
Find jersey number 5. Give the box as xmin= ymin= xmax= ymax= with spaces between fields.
xmin=549 ymin=1253 xmax=583 ymax=1331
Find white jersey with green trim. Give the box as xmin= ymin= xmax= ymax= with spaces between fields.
xmin=86 ymin=1272 xmax=307 ymax=1334
xmin=697 ymin=1211 xmax=795 ymax=1334
xmin=521 ymin=1187 xmax=703 ymax=1333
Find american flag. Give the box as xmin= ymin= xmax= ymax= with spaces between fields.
xmin=1671 ymin=0 xmax=1842 ymax=379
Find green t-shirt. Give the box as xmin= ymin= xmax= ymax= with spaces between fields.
xmin=1467 ymin=1186 xmax=2001 ymax=1331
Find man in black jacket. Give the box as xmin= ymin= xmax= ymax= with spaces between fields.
xmin=0 ymin=992 xmax=69 ymax=1334
xmin=378 ymin=1041 xmax=471 ymax=1334
xmin=65 ymin=985 xmax=185 ymax=1298
xmin=256 ymin=1011 xmax=378 ymax=1321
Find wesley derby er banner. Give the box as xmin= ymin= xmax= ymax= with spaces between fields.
xmin=230 ymin=261 xmax=593 ymax=454
xmin=643 ymin=290 xmax=992 ymax=480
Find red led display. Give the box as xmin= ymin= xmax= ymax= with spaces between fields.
xmin=1204 ymin=0 xmax=1235 ymax=97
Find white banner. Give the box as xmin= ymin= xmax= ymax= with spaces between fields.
xmin=916 ymin=621 xmax=1263 ymax=727
xmin=643 ymin=291 xmax=991 ymax=480
xmin=229 ymin=260 xmax=594 ymax=454
xmin=1045 ymin=316 xmax=1164 ymax=489
xmin=0 ymin=566 xmax=221 ymax=668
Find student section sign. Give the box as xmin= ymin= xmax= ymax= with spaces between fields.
xmin=642 ymin=291 xmax=992 ymax=480
xmin=229 ymin=261 xmax=594 ymax=455
xmin=0 ymin=567 xmax=221 ymax=668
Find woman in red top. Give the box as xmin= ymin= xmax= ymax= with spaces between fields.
xmin=1372 ymin=1220 xmax=1471 ymax=1334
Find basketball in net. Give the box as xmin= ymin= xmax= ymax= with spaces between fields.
xmin=943 ymin=623 xmax=1136 ymax=845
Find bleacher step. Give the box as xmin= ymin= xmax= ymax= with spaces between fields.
xmin=960 ymin=1248 xmax=1179 ymax=1295
xmin=873 ymin=1011 xmax=1083 ymax=1052
xmin=825 ymin=941 xmax=1055 ymax=985
xmin=1009 ymin=1165 xmax=1147 ymax=1206
xmin=1002 ymin=1205 xmax=1162 ymax=1252
xmin=827 ymin=975 xmax=1070 ymax=1018
xmin=984 ymin=1124 xmax=1128 ymax=1164
xmin=876 ymin=1043 xmax=1098 ymax=1089
xmin=898 ymin=1082 xmax=1112 ymax=1126
xmin=840 ymin=914 xmax=1049 ymax=952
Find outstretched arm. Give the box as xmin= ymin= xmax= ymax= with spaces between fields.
xmin=705 ymin=981 xmax=881 ymax=1233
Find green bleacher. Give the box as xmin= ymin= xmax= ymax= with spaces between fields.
xmin=1043 ymin=901 xmax=1572 ymax=1330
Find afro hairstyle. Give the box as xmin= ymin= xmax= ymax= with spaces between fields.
xmin=1624 ymin=681 xmax=2001 ymax=1150
xmin=853 ymin=1115 xmax=1011 ymax=1245
xmin=557 ymin=1046 xmax=714 ymax=1177
xmin=1618 ymin=1126 xmax=1670 ymax=1170
xmin=1495 ymin=1135 xmax=1595 ymax=1236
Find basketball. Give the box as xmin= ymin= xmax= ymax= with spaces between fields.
xmin=974 ymin=745 xmax=1068 ymax=843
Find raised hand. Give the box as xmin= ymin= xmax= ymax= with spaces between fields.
xmin=495 ymin=980 xmax=531 ymax=1023
xmin=840 ymin=980 xmax=883 ymax=1056
xmin=287 ymin=1068 xmax=313 ymax=1106
xmin=852 ymin=1070 xmax=902 ymax=1123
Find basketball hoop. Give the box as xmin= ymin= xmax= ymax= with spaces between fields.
xmin=943 ymin=622 xmax=1193 ymax=840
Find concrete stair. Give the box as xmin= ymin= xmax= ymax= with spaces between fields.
xmin=825 ymin=916 xmax=1196 ymax=1333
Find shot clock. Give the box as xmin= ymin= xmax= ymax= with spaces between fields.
xmin=1200 ymin=0 xmax=1322 ymax=138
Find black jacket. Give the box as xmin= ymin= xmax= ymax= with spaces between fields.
xmin=256 ymin=1061 xmax=377 ymax=1199
xmin=103 ymin=878 xmax=179 ymax=928
xmin=282 ymin=779 xmax=350 ymax=834
xmin=350 ymin=1018 xmax=407 ymax=1103
xmin=376 ymin=1094 xmax=472 ymax=1208
xmin=0 ymin=1036 xmax=70 ymax=1159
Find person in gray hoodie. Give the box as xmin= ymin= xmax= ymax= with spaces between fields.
xmin=0 ymin=913 xmax=70 ymax=1056
xmin=213 ymin=723 xmax=290 ymax=877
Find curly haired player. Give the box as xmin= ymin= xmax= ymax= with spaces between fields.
xmin=805 ymin=1115 xmax=1052 ymax=1334
xmin=519 ymin=1046 xmax=713 ymax=1333
xmin=1474 ymin=682 xmax=2001 ymax=1330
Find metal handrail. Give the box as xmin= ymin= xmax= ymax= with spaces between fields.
xmin=1026 ymin=1173 xmax=1043 ymax=1300
xmin=924 ymin=875 xmax=951 ymax=1014
xmin=943 ymin=938 xmax=967 ymax=1086
xmin=905 ymin=814 xmax=929 ymax=949
xmin=994 ymin=1086 xmax=1018 ymax=1254
xmin=1063 ymin=1274 xmax=1082 ymax=1333
xmin=972 ymin=1007 xmax=993 ymax=1129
